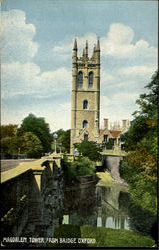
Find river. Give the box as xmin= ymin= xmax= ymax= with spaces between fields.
xmin=62 ymin=173 xmax=156 ymax=237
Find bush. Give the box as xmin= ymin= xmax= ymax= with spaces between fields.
xmin=62 ymin=157 xmax=96 ymax=182
xmin=75 ymin=141 xmax=101 ymax=161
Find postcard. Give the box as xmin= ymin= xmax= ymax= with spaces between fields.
xmin=1 ymin=0 xmax=158 ymax=248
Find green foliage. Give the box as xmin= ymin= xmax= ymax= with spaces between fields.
xmin=129 ymin=175 xmax=157 ymax=214
xmin=72 ymin=157 xmax=96 ymax=176
xmin=103 ymin=138 xmax=115 ymax=149
xmin=0 ymin=124 xmax=18 ymax=139
xmin=1 ymin=136 xmax=22 ymax=155
xmin=1 ymin=137 xmax=13 ymax=154
xmin=121 ymin=116 xmax=151 ymax=151
xmin=20 ymin=132 xmax=43 ymax=158
xmin=80 ymin=225 xmax=154 ymax=247
xmin=54 ymin=129 xmax=70 ymax=153
xmin=1 ymin=132 xmax=43 ymax=158
xmin=134 ymin=71 xmax=158 ymax=118
xmin=62 ymin=157 xmax=96 ymax=182
xmin=120 ymin=71 xmax=158 ymax=214
xmin=75 ymin=140 xmax=101 ymax=161
xmin=17 ymin=113 xmax=52 ymax=153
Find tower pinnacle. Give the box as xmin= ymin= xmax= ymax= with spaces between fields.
xmin=96 ymin=38 xmax=100 ymax=51
xmin=85 ymin=40 xmax=88 ymax=57
xmin=73 ymin=38 xmax=77 ymax=50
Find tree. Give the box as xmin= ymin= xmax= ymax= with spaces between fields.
xmin=20 ymin=132 xmax=43 ymax=158
xmin=1 ymin=137 xmax=13 ymax=154
xmin=74 ymin=140 xmax=101 ymax=161
xmin=0 ymin=136 xmax=22 ymax=155
xmin=121 ymin=71 xmax=158 ymax=152
xmin=120 ymin=71 xmax=158 ymax=214
xmin=54 ymin=129 xmax=70 ymax=153
xmin=17 ymin=114 xmax=52 ymax=154
xmin=62 ymin=156 xmax=96 ymax=182
xmin=0 ymin=124 xmax=18 ymax=140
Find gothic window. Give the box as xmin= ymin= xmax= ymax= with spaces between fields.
xmin=78 ymin=71 xmax=83 ymax=88
xmin=89 ymin=72 xmax=93 ymax=88
xmin=84 ymin=134 xmax=88 ymax=140
xmin=103 ymin=135 xmax=108 ymax=142
xmin=83 ymin=120 xmax=88 ymax=129
xmin=83 ymin=100 xmax=88 ymax=109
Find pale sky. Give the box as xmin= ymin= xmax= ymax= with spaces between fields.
xmin=1 ymin=0 xmax=158 ymax=132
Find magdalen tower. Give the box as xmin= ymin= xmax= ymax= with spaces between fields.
xmin=70 ymin=39 xmax=100 ymax=154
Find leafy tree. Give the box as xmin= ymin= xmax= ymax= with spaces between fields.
xmin=0 ymin=124 xmax=18 ymax=139
xmin=74 ymin=140 xmax=101 ymax=161
xmin=1 ymin=137 xmax=13 ymax=154
xmin=62 ymin=156 xmax=96 ymax=182
xmin=120 ymin=71 xmax=158 ymax=214
xmin=20 ymin=132 xmax=43 ymax=158
xmin=54 ymin=129 xmax=70 ymax=153
xmin=17 ymin=114 xmax=52 ymax=154
xmin=0 ymin=136 xmax=21 ymax=155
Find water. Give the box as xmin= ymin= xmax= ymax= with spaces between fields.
xmin=62 ymin=181 xmax=156 ymax=236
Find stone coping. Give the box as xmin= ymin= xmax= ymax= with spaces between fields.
xmin=1 ymin=159 xmax=46 ymax=183
xmin=101 ymin=150 xmax=128 ymax=157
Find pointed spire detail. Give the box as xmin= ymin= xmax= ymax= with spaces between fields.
xmin=86 ymin=40 xmax=88 ymax=48
xmin=73 ymin=38 xmax=77 ymax=50
xmin=96 ymin=38 xmax=100 ymax=50
xmin=85 ymin=40 xmax=88 ymax=57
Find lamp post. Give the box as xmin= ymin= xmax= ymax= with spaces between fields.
xmin=53 ymin=133 xmax=58 ymax=153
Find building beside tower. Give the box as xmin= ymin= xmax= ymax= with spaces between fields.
xmin=70 ymin=39 xmax=129 ymax=154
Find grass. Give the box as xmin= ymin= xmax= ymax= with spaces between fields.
xmin=47 ymin=224 xmax=154 ymax=248
xmin=80 ymin=225 xmax=154 ymax=247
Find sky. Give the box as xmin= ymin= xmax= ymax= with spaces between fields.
xmin=1 ymin=0 xmax=158 ymax=132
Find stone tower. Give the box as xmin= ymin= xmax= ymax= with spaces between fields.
xmin=70 ymin=39 xmax=100 ymax=154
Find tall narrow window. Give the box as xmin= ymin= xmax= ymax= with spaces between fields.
xmin=83 ymin=100 xmax=88 ymax=110
xmin=89 ymin=72 xmax=93 ymax=88
xmin=103 ymin=135 xmax=108 ymax=142
xmin=83 ymin=120 xmax=88 ymax=129
xmin=78 ymin=71 xmax=83 ymax=88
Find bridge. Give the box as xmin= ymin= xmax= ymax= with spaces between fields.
xmin=1 ymin=154 xmax=64 ymax=246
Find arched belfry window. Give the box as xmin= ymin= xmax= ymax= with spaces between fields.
xmin=83 ymin=120 xmax=88 ymax=129
xmin=89 ymin=72 xmax=93 ymax=88
xmin=83 ymin=100 xmax=88 ymax=110
xmin=78 ymin=71 xmax=83 ymax=88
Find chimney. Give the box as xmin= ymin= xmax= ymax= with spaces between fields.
xmin=122 ymin=120 xmax=127 ymax=128
xmin=104 ymin=119 xmax=108 ymax=129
